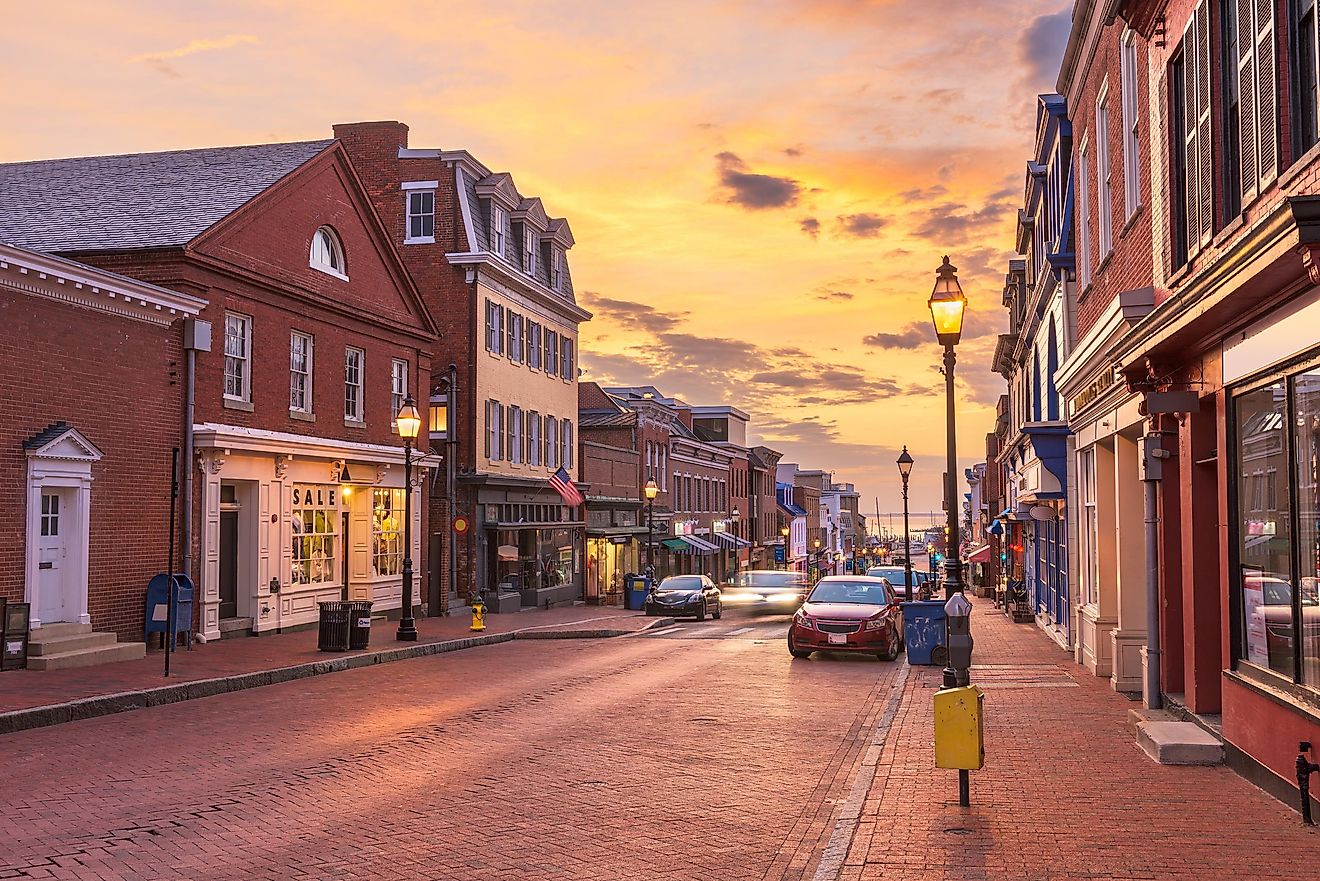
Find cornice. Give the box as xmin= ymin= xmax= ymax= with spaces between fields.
xmin=450 ymin=253 xmax=592 ymax=323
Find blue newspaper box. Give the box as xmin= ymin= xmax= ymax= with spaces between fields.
xmin=145 ymin=573 xmax=194 ymax=647
xmin=624 ymin=575 xmax=652 ymax=611
xmin=901 ymin=599 xmax=948 ymax=665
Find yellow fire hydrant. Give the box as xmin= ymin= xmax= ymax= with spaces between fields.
xmin=470 ymin=592 xmax=487 ymax=632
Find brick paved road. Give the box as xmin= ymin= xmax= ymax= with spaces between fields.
xmin=0 ymin=610 xmax=898 ymax=881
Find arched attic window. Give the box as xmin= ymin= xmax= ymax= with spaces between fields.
xmin=310 ymin=226 xmax=347 ymax=280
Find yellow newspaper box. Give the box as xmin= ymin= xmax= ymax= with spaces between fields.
xmin=933 ymin=684 xmax=984 ymax=770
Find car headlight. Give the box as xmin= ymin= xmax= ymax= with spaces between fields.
xmin=794 ymin=614 xmax=815 ymax=629
xmin=864 ymin=617 xmax=888 ymax=631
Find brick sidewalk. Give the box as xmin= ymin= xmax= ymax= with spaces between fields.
xmin=0 ymin=604 xmax=652 ymax=723
xmin=833 ymin=595 xmax=1318 ymax=881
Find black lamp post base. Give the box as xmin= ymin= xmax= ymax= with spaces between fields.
xmin=396 ymin=621 xmax=418 ymax=642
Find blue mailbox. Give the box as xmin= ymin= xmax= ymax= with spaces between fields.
xmin=145 ymin=573 xmax=194 ymax=648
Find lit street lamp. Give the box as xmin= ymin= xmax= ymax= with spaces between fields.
xmin=644 ymin=478 xmax=659 ymax=578
xmin=780 ymin=525 xmax=790 ymax=571
xmin=929 ymin=256 xmax=966 ymax=601
xmin=395 ymin=395 xmax=422 ymax=641
xmin=731 ymin=506 xmax=741 ymax=580
xmin=897 ymin=446 xmax=914 ymax=600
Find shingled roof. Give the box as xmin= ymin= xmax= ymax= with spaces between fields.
xmin=0 ymin=140 xmax=333 ymax=253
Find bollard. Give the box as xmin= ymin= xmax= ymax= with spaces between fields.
xmin=1298 ymin=741 xmax=1319 ymax=826
xmin=470 ymin=591 xmax=487 ymax=633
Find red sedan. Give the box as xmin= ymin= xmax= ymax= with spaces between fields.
xmin=787 ymin=576 xmax=904 ymax=661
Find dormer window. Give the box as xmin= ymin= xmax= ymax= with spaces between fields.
xmin=310 ymin=227 xmax=347 ymax=280
xmin=523 ymin=228 xmax=535 ymax=275
xmin=490 ymin=205 xmax=506 ymax=256
xmin=552 ymin=248 xmax=563 ymax=291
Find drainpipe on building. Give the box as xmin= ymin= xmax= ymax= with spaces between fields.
xmin=181 ymin=318 xmax=211 ymax=589
xmin=1139 ymin=421 xmax=1167 ymax=711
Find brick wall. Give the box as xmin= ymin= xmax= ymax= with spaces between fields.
xmin=0 ymin=290 xmax=183 ymax=641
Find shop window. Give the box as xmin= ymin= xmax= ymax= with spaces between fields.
xmin=291 ymin=484 xmax=339 ymax=586
xmin=1292 ymin=369 xmax=1320 ymax=686
xmin=371 ymin=488 xmax=405 ymax=578
xmin=1234 ymin=381 xmax=1298 ymax=679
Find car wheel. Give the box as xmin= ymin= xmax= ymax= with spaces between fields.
xmin=695 ymin=602 xmax=706 ymax=622
xmin=713 ymin=600 xmax=722 ymax=620
xmin=877 ymin=629 xmax=900 ymax=662
xmin=787 ymin=630 xmax=812 ymax=659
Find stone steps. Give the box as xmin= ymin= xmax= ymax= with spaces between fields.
xmin=1136 ymin=719 xmax=1224 ymax=765
xmin=27 ymin=625 xmax=146 ymax=671
xmin=218 ymin=617 xmax=253 ymax=639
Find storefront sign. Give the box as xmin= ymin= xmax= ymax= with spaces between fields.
xmin=1068 ymin=368 xmax=1119 ymax=418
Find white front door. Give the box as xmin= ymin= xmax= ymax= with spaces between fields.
xmin=36 ymin=489 xmax=71 ymax=623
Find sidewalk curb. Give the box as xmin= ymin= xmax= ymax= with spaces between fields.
xmin=0 ymin=616 xmax=670 ymax=738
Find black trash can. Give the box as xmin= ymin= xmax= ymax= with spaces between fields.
xmin=317 ymin=601 xmax=351 ymax=652
xmin=1 ymin=600 xmax=31 ymax=671
xmin=346 ymin=600 xmax=374 ymax=650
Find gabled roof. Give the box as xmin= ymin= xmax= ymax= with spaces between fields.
xmin=580 ymin=410 xmax=637 ymax=428
xmin=0 ymin=140 xmax=333 ymax=252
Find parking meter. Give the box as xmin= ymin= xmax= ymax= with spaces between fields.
xmin=944 ymin=591 xmax=973 ymax=688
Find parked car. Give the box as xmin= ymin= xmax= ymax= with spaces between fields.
xmin=722 ymin=569 xmax=808 ymax=610
xmin=645 ymin=575 xmax=722 ymax=620
xmin=864 ymin=566 xmax=925 ymax=601
xmin=787 ymin=575 xmax=903 ymax=661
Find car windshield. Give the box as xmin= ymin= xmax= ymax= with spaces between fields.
xmin=808 ymin=580 xmax=889 ymax=605
xmin=730 ymin=572 xmax=805 ymax=588
xmin=657 ymin=576 xmax=704 ymax=591
xmin=866 ymin=568 xmax=912 ymax=585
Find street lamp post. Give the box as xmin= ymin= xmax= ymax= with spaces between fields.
xmin=780 ymin=525 xmax=790 ymax=571
xmin=813 ymin=537 xmax=822 ymax=582
xmin=928 ymin=256 xmax=967 ymax=602
xmin=395 ymin=396 xmax=422 ymax=641
xmin=644 ymin=479 xmax=659 ymax=579
xmin=897 ymin=447 xmax=914 ymax=600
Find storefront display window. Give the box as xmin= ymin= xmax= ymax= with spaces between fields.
xmin=371 ymin=488 xmax=405 ymax=578
xmin=1292 ymin=370 xmax=1320 ymax=686
xmin=292 ymin=484 xmax=338 ymax=585
xmin=494 ymin=527 xmax=580 ymax=593
xmin=586 ymin=536 xmax=639 ymax=604
xmin=1234 ymin=379 xmax=1313 ymax=682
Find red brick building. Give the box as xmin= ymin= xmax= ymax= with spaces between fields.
xmin=0 ymin=141 xmax=438 ymax=643
xmin=0 ymin=243 xmax=205 ymax=663
xmin=1111 ymin=0 xmax=1320 ymax=815
xmin=335 ymin=121 xmax=590 ymax=612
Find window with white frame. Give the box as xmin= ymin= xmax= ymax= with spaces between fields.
xmin=509 ymin=406 xmax=523 ymax=464
xmin=1120 ymin=30 xmax=1141 ymax=219
xmin=486 ymin=400 xmax=504 ymax=461
xmin=545 ymin=415 xmax=558 ymax=469
xmin=391 ymin=359 xmax=408 ymax=420
xmin=561 ymin=338 xmax=574 ymax=381
xmin=508 ymin=312 xmax=524 ymax=364
xmin=344 ymin=347 xmax=364 ymax=422
xmin=310 ymin=227 xmax=347 ymax=279
xmin=291 ymin=484 xmax=338 ymax=585
xmin=404 ymin=184 xmax=436 ymax=243
xmin=529 ymin=410 xmax=542 ymax=465
xmin=545 ymin=331 xmax=560 ymax=378
xmin=290 ymin=331 xmax=313 ymax=413
xmin=523 ymin=227 xmax=536 ymax=274
xmin=224 ymin=312 xmax=252 ymax=402
xmin=561 ymin=419 xmax=573 ymax=471
xmin=371 ymin=487 xmax=405 ymax=577
xmin=1077 ymin=136 xmax=1093 ymax=289
xmin=1079 ymin=447 xmax=1099 ymax=606
xmin=552 ymin=249 xmax=563 ymax=291
xmin=1096 ymin=85 xmax=1114 ymax=256
xmin=528 ymin=321 xmax=542 ymax=369
xmin=490 ymin=204 xmax=506 ymax=256
xmin=660 ymin=447 xmax=667 ymax=490
xmin=485 ymin=300 xmax=504 ymax=355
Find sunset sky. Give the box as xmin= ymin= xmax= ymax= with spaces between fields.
xmin=0 ymin=0 xmax=1070 ymax=521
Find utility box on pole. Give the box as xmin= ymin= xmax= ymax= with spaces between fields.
xmin=934 ymin=684 xmax=985 ymax=770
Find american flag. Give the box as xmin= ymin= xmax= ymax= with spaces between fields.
xmin=548 ymin=466 xmax=584 ymax=507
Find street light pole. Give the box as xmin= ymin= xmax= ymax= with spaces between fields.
xmin=644 ymin=479 xmax=659 ymax=580
xmin=928 ymin=256 xmax=967 ymax=602
xmin=731 ymin=506 xmax=741 ymax=581
xmin=897 ymin=447 xmax=914 ymax=600
xmin=780 ymin=525 xmax=790 ymax=571
xmin=396 ymin=396 xmax=422 ymax=641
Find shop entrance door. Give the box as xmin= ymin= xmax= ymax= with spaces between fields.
xmin=35 ymin=489 xmax=74 ymax=623
xmin=218 ymin=509 xmax=239 ymax=620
